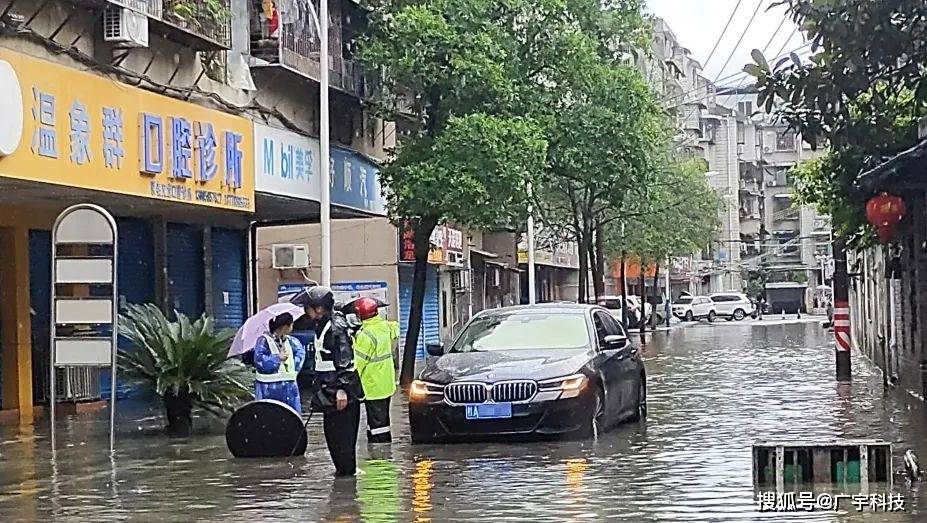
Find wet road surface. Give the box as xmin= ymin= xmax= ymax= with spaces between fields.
xmin=2 ymin=321 xmax=927 ymax=522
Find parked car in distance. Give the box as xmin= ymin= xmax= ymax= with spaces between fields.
xmin=409 ymin=304 xmax=647 ymax=443
xmin=709 ymin=292 xmax=756 ymax=321
xmin=672 ymin=295 xmax=717 ymax=322
xmin=596 ymin=296 xmax=641 ymax=327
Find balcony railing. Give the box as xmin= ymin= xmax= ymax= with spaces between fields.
xmin=250 ymin=7 xmax=370 ymax=98
xmin=161 ymin=0 xmax=231 ymax=50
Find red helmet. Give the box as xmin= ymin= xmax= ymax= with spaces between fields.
xmin=354 ymin=297 xmax=379 ymax=320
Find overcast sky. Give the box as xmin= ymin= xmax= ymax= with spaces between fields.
xmin=645 ymin=0 xmax=806 ymax=85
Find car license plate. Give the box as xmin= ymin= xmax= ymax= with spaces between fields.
xmin=465 ymin=403 xmax=512 ymax=420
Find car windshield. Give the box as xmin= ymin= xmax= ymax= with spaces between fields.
xmin=676 ymin=296 xmax=693 ymax=304
xmin=449 ymin=312 xmax=590 ymax=352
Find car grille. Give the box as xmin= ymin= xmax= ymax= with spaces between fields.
xmin=444 ymin=381 xmax=538 ymax=404
xmin=491 ymin=381 xmax=538 ymax=402
xmin=444 ymin=383 xmax=488 ymax=404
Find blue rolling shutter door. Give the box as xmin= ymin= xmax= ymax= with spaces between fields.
xmin=166 ymin=223 xmax=205 ymax=319
xmin=210 ymin=228 xmax=246 ymax=330
xmin=28 ymin=230 xmax=52 ymax=404
xmin=399 ymin=264 xmax=440 ymax=359
xmin=108 ymin=218 xmax=156 ymax=399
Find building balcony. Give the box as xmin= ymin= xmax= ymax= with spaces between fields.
xmin=158 ymin=0 xmax=231 ymax=50
xmin=249 ymin=1 xmax=370 ymax=98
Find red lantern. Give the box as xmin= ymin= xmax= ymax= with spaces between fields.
xmin=866 ymin=192 xmax=906 ymax=243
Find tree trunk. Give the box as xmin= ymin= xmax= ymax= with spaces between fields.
xmin=639 ymin=265 xmax=647 ymax=335
xmin=620 ymin=252 xmax=628 ymax=329
xmin=651 ymin=262 xmax=661 ymax=330
xmin=399 ymin=217 xmax=438 ymax=389
xmin=594 ymin=223 xmax=606 ymax=298
xmin=587 ymin=235 xmax=599 ymax=300
xmin=578 ymin=232 xmax=590 ymax=303
xmin=163 ymin=389 xmax=193 ymax=437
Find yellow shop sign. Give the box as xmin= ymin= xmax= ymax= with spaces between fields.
xmin=0 ymin=49 xmax=254 ymax=211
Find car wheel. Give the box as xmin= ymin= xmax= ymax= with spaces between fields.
xmin=685 ymin=311 xmax=694 ymax=322
xmin=629 ymin=379 xmax=646 ymax=421
xmin=577 ymin=387 xmax=605 ymax=440
xmin=733 ymin=309 xmax=746 ymax=321
xmin=707 ymin=311 xmax=716 ymax=323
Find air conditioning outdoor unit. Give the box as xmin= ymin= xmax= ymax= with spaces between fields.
xmin=272 ymin=244 xmax=310 ymax=269
xmin=103 ymin=6 xmax=149 ymax=48
xmin=767 ymin=180 xmax=777 ymax=187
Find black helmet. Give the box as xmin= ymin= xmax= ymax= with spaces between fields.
xmin=295 ymin=285 xmax=335 ymax=311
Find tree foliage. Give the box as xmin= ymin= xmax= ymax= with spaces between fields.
xmin=748 ymin=0 xmax=927 ymax=244
xmin=606 ymin=159 xmax=722 ymax=262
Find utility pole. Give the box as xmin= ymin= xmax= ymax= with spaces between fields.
xmin=319 ymin=0 xmax=332 ymax=286
xmin=833 ymin=236 xmax=851 ymax=381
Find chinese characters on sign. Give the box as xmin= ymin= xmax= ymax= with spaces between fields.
xmin=32 ymin=88 xmax=57 ymax=158
xmin=2 ymin=48 xmax=253 ymax=212
xmin=399 ymin=224 xmax=463 ymax=265
xmin=757 ymin=492 xmax=905 ymax=513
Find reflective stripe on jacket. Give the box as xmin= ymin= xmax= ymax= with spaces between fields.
xmin=254 ymin=334 xmax=302 ymax=383
xmin=354 ymin=316 xmax=399 ymax=400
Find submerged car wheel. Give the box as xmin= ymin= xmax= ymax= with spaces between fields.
xmin=684 ymin=310 xmax=694 ymax=322
xmin=707 ymin=311 xmax=716 ymax=323
xmin=577 ymin=387 xmax=605 ymax=440
xmin=733 ymin=309 xmax=746 ymax=321
xmin=630 ymin=379 xmax=647 ymax=421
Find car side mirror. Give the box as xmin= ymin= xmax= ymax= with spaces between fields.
xmin=602 ymin=335 xmax=628 ymax=350
xmin=426 ymin=342 xmax=445 ymax=357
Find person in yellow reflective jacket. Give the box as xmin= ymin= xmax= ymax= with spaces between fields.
xmin=353 ymin=297 xmax=400 ymax=443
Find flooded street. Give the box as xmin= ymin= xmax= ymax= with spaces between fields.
xmin=3 ymin=322 xmax=927 ymax=522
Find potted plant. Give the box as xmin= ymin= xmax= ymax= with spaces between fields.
xmin=118 ymin=304 xmax=251 ymax=437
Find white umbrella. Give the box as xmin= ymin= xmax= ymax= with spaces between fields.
xmin=228 ymin=302 xmax=305 ymax=358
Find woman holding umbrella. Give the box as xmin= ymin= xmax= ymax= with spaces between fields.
xmin=252 ymin=312 xmax=306 ymax=413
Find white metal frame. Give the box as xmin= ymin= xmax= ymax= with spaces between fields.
xmin=50 ymin=204 xmax=119 ymax=454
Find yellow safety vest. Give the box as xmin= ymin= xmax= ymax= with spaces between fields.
xmin=254 ymin=335 xmax=299 ymax=383
xmin=354 ymin=316 xmax=399 ymax=400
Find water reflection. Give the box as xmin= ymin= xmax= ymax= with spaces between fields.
xmin=1 ymin=322 xmax=926 ymax=521
xmin=411 ymin=459 xmax=434 ymax=522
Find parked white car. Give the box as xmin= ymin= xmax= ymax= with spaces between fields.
xmin=709 ymin=292 xmax=756 ymax=321
xmin=672 ymin=295 xmax=717 ymax=322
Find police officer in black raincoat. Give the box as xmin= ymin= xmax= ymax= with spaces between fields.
xmin=294 ymin=286 xmax=365 ymax=476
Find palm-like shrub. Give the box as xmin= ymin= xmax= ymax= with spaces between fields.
xmin=118 ymin=304 xmax=251 ymax=436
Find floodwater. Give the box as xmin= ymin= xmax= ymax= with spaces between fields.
xmin=2 ymin=321 xmax=927 ymax=522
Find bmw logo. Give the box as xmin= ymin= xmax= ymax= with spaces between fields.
xmin=0 ymin=60 xmax=24 ymax=157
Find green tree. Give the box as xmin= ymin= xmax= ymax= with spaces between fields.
xmin=359 ymin=0 xmax=547 ymax=386
xmin=747 ymin=0 xmax=927 ymax=244
xmin=604 ymin=159 xmax=722 ymax=330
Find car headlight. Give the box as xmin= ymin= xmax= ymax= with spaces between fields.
xmin=410 ymin=380 xmax=444 ymax=400
xmin=538 ymin=374 xmax=589 ymax=398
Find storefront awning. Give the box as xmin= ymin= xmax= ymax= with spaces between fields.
xmin=469 ymin=248 xmax=499 ymax=258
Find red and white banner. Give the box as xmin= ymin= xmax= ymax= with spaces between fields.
xmin=833 ymin=301 xmax=851 ymax=352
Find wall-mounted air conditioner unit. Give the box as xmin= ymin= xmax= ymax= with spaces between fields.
xmin=272 ymin=244 xmax=310 ymax=269
xmin=103 ymin=6 xmax=149 ymax=48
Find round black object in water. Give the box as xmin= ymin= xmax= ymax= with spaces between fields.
xmin=226 ymin=400 xmax=307 ymax=458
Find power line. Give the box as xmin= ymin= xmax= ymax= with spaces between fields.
xmin=713 ymin=0 xmax=766 ymax=83
xmin=702 ymin=0 xmax=745 ymax=69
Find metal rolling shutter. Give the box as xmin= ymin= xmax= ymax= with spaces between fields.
xmin=399 ymin=264 xmax=441 ymax=360
xmin=166 ymin=223 xmax=205 ymax=319
xmin=210 ymin=228 xmax=246 ymax=330
xmin=108 ymin=218 xmax=157 ymax=399
xmin=28 ymin=230 xmax=52 ymax=404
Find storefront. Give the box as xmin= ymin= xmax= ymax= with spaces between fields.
xmin=251 ymin=122 xmax=397 ymax=321
xmin=398 ymin=225 xmax=466 ymax=358
xmin=0 ymin=49 xmax=254 ymax=418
